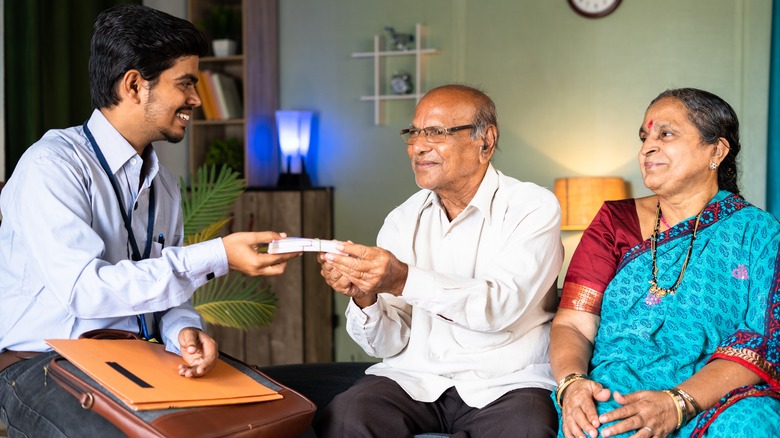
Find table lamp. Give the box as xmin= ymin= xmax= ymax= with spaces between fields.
xmin=554 ymin=177 xmax=628 ymax=230
xmin=276 ymin=110 xmax=313 ymax=188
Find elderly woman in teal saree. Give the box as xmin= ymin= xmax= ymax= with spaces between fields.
xmin=550 ymin=88 xmax=780 ymax=438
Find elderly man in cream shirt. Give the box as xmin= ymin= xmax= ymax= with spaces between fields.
xmin=317 ymin=84 xmax=563 ymax=438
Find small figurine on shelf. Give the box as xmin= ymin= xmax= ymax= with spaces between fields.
xmin=390 ymin=72 xmax=413 ymax=95
xmin=384 ymin=26 xmax=414 ymax=51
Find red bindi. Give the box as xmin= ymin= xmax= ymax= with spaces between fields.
xmin=647 ymin=120 xmax=654 ymax=130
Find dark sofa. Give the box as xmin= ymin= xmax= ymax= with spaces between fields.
xmin=260 ymin=361 xmax=373 ymax=427
xmin=260 ymin=362 xmax=449 ymax=438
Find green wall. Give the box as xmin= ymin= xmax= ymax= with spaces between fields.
xmin=278 ymin=0 xmax=772 ymax=362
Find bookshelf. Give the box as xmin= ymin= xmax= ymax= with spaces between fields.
xmin=188 ymin=0 xmax=280 ymax=188
xmin=188 ymin=1 xmax=334 ymax=365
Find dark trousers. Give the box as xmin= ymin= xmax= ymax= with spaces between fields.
xmin=315 ymin=375 xmax=558 ymax=438
xmin=0 ymin=351 xmax=125 ymax=438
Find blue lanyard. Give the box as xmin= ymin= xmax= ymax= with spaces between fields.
xmin=83 ymin=121 xmax=155 ymax=261
xmin=83 ymin=121 xmax=159 ymax=341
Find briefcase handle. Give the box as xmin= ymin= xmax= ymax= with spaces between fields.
xmin=79 ymin=329 xmax=144 ymax=341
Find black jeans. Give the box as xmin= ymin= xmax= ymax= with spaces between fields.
xmin=316 ymin=375 xmax=558 ymax=438
xmin=0 ymin=351 xmax=125 ymax=438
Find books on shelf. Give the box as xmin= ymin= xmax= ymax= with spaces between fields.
xmin=212 ymin=72 xmax=243 ymax=119
xmin=196 ymin=70 xmax=218 ymax=120
xmin=196 ymin=70 xmax=243 ymax=120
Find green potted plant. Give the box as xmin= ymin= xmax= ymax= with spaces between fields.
xmin=200 ymin=5 xmax=241 ymax=57
xmin=204 ymin=137 xmax=243 ymax=178
xmin=181 ymin=164 xmax=276 ymax=329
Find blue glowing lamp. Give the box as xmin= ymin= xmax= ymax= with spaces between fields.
xmin=276 ymin=110 xmax=313 ymax=188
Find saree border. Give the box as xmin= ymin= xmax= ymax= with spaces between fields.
xmin=617 ymin=194 xmax=750 ymax=271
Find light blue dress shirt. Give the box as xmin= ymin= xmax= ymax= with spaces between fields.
xmin=0 ymin=110 xmax=228 ymax=354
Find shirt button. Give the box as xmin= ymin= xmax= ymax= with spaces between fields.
xmin=130 ymin=158 xmax=138 ymax=166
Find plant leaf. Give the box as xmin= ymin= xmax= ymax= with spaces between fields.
xmin=192 ymin=272 xmax=277 ymax=330
xmin=182 ymin=164 xmax=276 ymax=331
xmin=185 ymin=217 xmax=234 ymax=246
xmin=180 ymin=164 xmax=245 ymax=239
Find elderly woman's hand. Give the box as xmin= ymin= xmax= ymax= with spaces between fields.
xmin=561 ymin=378 xmax=611 ymax=438
xmin=598 ymin=390 xmax=681 ymax=438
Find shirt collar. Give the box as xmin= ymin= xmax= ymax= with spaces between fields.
xmin=468 ymin=163 xmax=499 ymax=219
xmin=85 ymin=109 xmax=160 ymax=183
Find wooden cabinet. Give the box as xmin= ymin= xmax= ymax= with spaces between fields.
xmin=188 ymin=0 xmax=280 ymax=188
xmin=206 ymin=188 xmax=335 ymax=366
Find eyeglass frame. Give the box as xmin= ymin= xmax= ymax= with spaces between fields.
xmin=399 ymin=124 xmax=478 ymax=145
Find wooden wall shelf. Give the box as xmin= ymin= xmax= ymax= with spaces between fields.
xmin=351 ymin=23 xmax=440 ymax=125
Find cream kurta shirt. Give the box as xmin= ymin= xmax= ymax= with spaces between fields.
xmin=345 ymin=165 xmax=563 ymax=408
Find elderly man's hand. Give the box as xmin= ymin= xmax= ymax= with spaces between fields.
xmin=318 ymin=241 xmax=408 ymax=308
xmin=177 ymin=327 xmax=218 ymax=378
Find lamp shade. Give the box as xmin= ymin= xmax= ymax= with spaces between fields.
xmin=275 ymin=110 xmax=313 ymax=174
xmin=554 ymin=177 xmax=628 ymax=230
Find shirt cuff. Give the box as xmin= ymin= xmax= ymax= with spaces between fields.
xmin=184 ymin=238 xmax=229 ymax=282
xmin=346 ymin=297 xmax=383 ymax=324
xmin=399 ymin=265 xmax=434 ymax=304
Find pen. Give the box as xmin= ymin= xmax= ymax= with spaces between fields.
xmin=158 ymin=233 xmax=165 ymax=249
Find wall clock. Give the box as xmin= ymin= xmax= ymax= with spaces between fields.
xmin=568 ymin=0 xmax=621 ymax=18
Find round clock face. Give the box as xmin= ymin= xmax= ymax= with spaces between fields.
xmin=568 ymin=0 xmax=621 ymax=18
xmin=391 ymin=73 xmax=413 ymax=95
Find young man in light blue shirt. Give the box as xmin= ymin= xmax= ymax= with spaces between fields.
xmin=0 ymin=5 xmax=298 ymax=436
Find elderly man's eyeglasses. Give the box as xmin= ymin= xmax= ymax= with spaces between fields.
xmin=400 ymin=124 xmax=477 ymax=145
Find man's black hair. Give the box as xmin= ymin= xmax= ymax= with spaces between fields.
xmin=89 ymin=4 xmax=208 ymax=109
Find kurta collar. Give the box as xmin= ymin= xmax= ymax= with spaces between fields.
xmin=420 ymin=163 xmax=499 ymax=222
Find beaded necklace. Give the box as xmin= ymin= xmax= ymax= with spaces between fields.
xmin=647 ymin=202 xmax=703 ymax=301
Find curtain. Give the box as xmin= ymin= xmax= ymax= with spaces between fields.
xmin=769 ymin=0 xmax=780 ymax=219
xmin=3 ymin=0 xmax=138 ymax=178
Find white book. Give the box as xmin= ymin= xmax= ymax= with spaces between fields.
xmin=267 ymin=238 xmax=345 ymax=254
xmin=211 ymin=72 xmax=243 ymax=120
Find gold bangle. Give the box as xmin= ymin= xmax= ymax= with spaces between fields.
xmin=672 ymin=387 xmax=702 ymax=416
xmin=555 ymin=373 xmax=588 ymax=408
xmin=662 ymin=389 xmax=685 ymax=429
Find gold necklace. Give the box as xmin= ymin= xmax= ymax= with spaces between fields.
xmin=647 ymin=202 xmax=703 ymax=300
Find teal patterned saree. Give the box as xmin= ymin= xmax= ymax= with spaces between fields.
xmin=557 ymin=191 xmax=780 ymax=437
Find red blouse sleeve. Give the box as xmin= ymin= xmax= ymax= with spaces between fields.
xmin=559 ymin=199 xmax=642 ymax=315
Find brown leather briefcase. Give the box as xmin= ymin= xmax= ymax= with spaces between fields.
xmin=46 ymin=330 xmax=316 ymax=438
